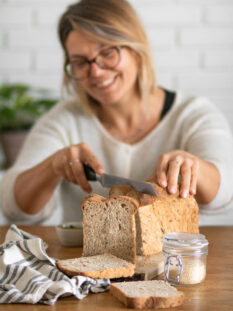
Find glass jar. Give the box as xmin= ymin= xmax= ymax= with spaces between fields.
xmin=162 ymin=232 xmax=208 ymax=286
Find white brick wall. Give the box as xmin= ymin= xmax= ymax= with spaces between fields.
xmin=0 ymin=50 xmax=31 ymax=71
xmin=0 ymin=7 xmax=32 ymax=26
xmin=0 ymin=0 xmax=233 ymax=127
xmin=206 ymin=6 xmax=233 ymax=24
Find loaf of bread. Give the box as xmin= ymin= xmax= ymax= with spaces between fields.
xmin=81 ymin=194 xmax=139 ymax=263
xmin=56 ymin=253 xmax=135 ymax=278
xmin=109 ymin=183 xmax=199 ymax=256
xmin=110 ymin=280 xmax=184 ymax=309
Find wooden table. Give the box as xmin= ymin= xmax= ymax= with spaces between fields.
xmin=0 ymin=226 xmax=233 ymax=311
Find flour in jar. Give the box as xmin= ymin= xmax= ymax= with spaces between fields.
xmin=169 ymin=257 xmax=206 ymax=285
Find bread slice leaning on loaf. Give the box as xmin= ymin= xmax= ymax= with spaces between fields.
xmin=81 ymin=194 xmax=139 ymax=263
xmin=56 ymin=253 xmax=135 ymax=279
xmin=110 ymin=280 xmax=184 ymax=309
xmin=109 ymin=183 xmax=199 ymax=256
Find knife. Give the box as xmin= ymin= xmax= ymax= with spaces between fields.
xmin=83 ymin=164 xmax=157 ymax=196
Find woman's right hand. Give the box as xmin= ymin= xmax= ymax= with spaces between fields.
xmin=52 ymin=142 xmax=104 ymax=193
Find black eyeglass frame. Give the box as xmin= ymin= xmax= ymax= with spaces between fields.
xmin=64 ymin=46 xmax=122 ymax=81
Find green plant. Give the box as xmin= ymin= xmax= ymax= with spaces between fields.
xmin=0 ymin=83 xmax=57 ymax=132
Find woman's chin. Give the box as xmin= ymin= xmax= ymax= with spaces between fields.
xmin=92 ymin=91 xmax=122 ymax=107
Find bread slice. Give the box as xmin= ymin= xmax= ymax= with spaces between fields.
xmin=109 ymin=183 xmax=199 ymax=256
xmin=81 ymin=194 xmax=139 ymax=263
xmin=110 ymin=280 xmax=184 ymax=309
xmin=56 ymin=253 xmax=135 ymax=278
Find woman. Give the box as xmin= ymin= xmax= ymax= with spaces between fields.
xmin=1 ymin=0 xmax=233 ymax=224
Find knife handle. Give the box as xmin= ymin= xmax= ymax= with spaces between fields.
xmin=83 ymin=164 xmax=97 ymax=181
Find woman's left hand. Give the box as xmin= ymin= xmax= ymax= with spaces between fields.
xmin=148 ymin=150 xmax=199 ymax=198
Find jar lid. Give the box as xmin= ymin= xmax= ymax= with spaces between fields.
xmin=163 ymin=232 xmax=209 ymax=251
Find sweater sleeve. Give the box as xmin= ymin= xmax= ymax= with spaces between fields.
xmin=180 ymin=96 xmax=233 ymax=213
xmin=0 ymin=102 xmax=74 ymax=224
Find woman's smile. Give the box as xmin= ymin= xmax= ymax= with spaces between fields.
xmin=92 ymin=74 xmax=118 ymax=90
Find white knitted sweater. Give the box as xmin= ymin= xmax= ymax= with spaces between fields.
xmin=1 ymin=92 xmax=233 ymax=225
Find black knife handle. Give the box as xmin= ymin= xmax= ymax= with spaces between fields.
xmin=83 ymin=164 xmax=97 ymax=181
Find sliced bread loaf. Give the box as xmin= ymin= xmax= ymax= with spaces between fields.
xmin=81 ymin=194 xmax=139 ymax=263
xmin=110 ymin=280 xmax=184 ymax=309
xmin=109 ymin=183 xmax=199 ymax=256
xmin=56 ymin=253 xmax=135 ymax=278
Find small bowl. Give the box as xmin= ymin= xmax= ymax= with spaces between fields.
xmin=56 ymin=221 xmax=83 ymax=246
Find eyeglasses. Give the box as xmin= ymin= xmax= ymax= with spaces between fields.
xmin=65 ymin=46 xmax=122 ymax=80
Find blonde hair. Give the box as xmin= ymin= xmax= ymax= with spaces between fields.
xmin=58 ymin=0 xmax=156 ymax=112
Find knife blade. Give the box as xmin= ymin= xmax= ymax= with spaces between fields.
xmin=83 ymin=164 xmax=157 ymax=196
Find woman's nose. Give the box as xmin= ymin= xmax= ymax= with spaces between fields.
xmin=89 ymin=62 xmax=104 ymax=77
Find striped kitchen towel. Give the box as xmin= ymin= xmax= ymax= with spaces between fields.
xmin=0 ymin=224 xmax=110 ymax=305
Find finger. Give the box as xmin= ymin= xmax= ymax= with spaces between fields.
xmin=56 ymin=155 xmax=70 ymax=180
xmin=190 ymin=160 xmax=199 ymax=195
xmin=156 ymin=168 xmax=167 ymax=187
xmin=156 ymin=155 xmax=169 ymax=187
xmin=80 ymin=143 xmax=105 ymax=175
xmin=179 ymin=159 xmax=193 ymax=198
xmin=167 ymin=158 xmax=183 ymax=194
xmin=68 ymin=159 xmax=82 ymax=184
xmin=68 ymin=143 xmax=102 ymax=192
xmin=64 ymin=159 xmax=78 ymax=184
xmin=70 ymin=159 xmax=92 ymax=193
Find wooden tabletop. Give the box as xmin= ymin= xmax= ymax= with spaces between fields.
xmin=0 ymin=225 xmax=233 ymax=311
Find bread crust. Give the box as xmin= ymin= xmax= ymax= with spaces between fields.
xmin=81 ymin=193 xmax=139 ymax=212
xmin=110 ymin=280 xmax=184 ymax=309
